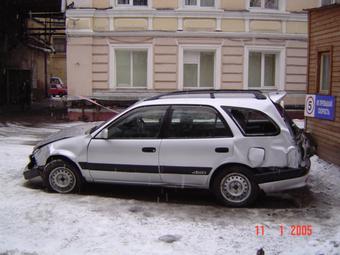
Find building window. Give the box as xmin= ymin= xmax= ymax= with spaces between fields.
xmin=248 ymin=52 xmax=278 ymax=88
xmin=319 ymin=52 xmax=331 ymax=94
xmin=111 ymin=45 xmax=152 ymax=89
xmin=245 ymin=47 xmax=284 ymax=90
xmin=249 ymin=0 xmax=279 ymax=9
xmin=183 ymin=51 xmax=215 ymax=88
xmin=179 ymin=45 xmax=221 ymax=90
xmin=184 ymin=0 xmax=215 ymax=7
xmin=115 ymin=49 xmax=147 ymax=88
xmin=116 ymin=0 xmax=148 ymax=6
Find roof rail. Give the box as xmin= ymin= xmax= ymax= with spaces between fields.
xmin=145 ymin=89 xmax=267 ymax=101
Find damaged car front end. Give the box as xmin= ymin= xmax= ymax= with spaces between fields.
xmin=23 ymin=122 xmax=101 ymax=180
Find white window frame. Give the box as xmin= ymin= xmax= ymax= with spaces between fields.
xmin=109 ymin=44 xmax=153 ymax=89
xmin=180 ymin=0 xmax=219 ymax=9
xmin=247 ymin=0 xmax=286 ymax=12
xmin=319 ymin=52 xmax=331 ymax=94
xmin=178 ymin=45 xmax=221 ymax=90
xmin=113 ymin=0 xmax=152 ymax=8
xmin=243 ymin=46 xmax=285 ymax=90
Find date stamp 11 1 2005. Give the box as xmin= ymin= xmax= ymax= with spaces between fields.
xmin=255 ymin=225 xmax=313 ymax=237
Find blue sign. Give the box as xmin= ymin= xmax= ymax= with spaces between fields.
xmin=305 ymin=94 xmax=336 ymax=120
xmin=315 ymin=95 xmax=335 ymax=120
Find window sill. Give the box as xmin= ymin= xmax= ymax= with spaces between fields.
xmin=114 ymin=5 xmax=152 ymax=10
xmin=116 ymin=86 xmax=148 ymax=89
xmin=247 ymin=8 xmax=288 ymax=14
xmin=182 ymin=87 xmax=215 ymax=89
xmin=317 ymin=90 xmax=331 ymax=95
xmin=181 ymin=6 xmax=216 ymax=9
xmin=247 ymin=87 xmax=277 ymax=90
xmin=176 ymin=7 xmax=222 ymax=12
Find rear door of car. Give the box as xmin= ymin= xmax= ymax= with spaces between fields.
xmin=159 ymin=105 xmax=234 ymax=186
xmin=86 ymin=105 xmax=168 ymax=183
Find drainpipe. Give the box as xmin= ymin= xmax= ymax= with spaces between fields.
xmin=44 ymin=52 xmax=48 ymax=98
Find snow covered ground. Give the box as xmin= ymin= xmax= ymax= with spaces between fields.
xmin=0 ymin=120 xmax=339 ymax=255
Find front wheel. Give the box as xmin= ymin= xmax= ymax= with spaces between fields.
xmin=211 ymin=166 xmax=259 ymax=207
xmin=43 ymin=159 xmax=83 ymax=193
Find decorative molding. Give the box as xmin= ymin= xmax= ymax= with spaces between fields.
xmin=148 ymin=17 xmax=153 ymax=30
xmin=67 ymin=30 xmax=308 ymax=40
xmin=66 ymin=9 xmax=308 ymax=22
xmin=178 ymin=17 xmax=183 ymax=31
xmin=109 ymin=17 xmax=114 ymax=31
xmin=216 ymin=18 xmax=221 ymax=31
xmin=245 ymin=18 xmax=250 ymax=32
xmin=282 ymin=20 xmax=286 ymax=33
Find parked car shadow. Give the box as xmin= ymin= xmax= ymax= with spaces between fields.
xmin=23 ymin=178 xmax=315 ymax=209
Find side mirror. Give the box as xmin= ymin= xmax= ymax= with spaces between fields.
xmin=97 ymin=128 xmax=108 ymax=139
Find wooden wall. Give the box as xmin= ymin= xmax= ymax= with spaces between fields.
xmin=307 ymin=5 xmax=340 ymax=165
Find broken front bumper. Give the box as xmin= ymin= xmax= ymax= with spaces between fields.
xmin=23 ymin=154 xmax=43 ymax=180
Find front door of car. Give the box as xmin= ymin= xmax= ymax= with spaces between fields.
xmin=87 ymin=105 xmax=168 ymax=183
xmin=159 ymin=105 xmax=234 ymax=186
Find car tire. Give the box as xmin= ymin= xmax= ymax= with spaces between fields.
xmin=212 ymin=166 xmax=259 ymax=207
xmin=43 ymin=159 xmax=83 ymax=194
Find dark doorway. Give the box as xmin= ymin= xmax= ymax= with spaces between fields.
xmin=6 ymin=69 xmax=32 ymax=108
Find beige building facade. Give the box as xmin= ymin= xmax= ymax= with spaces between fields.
xmin=66 ymin=0 xmax=320 ymax=106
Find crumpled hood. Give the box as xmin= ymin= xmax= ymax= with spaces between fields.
xmin=34 ymin=122 xmax=102 ymax=150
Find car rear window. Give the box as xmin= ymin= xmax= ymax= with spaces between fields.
xmin=222 ymin=106 xmax=280 ymax=136
xmin=273 ymin=102 xmax=300 ymax=138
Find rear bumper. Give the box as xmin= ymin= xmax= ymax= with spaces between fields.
xmin=254 ymin=166 xmax=309 ymax=184
xmin=255 ymin=165 xmax=310 ymax=193
xmin=258 ymin=174 xmax=309 ymax=193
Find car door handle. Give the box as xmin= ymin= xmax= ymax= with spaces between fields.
xmin=215 ymin=147 xmax=229 ymax=153
xmin=142 ymin=147 xmax=156 ymax=153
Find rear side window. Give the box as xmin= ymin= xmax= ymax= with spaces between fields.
xmin=165 ymin=105 xmax=233 ymax=138
xmin=222 ymin=106 xmax=279 ymax=136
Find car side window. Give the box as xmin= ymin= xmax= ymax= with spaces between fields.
xmin=107 ymin=106 xmax=168 ymax=139
xmin=222 ymin=106 xmax=279 ymax=136
xmin=165 ymin=105 xmax=233 ymax=138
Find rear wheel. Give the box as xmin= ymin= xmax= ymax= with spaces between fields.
xmin=212 ymin=166 xmax=259 ymax=207
xmin=43 ymin=159 xmax=83 ymax=193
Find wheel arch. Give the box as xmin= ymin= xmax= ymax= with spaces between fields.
xmin=46 ymin=155 xmax=84 ymax=178
xmin=209 ymin=163 xmax=255 ymax=189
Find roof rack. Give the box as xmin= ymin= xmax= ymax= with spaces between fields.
xmin=145 ymin=89 xmax=267 ymax=101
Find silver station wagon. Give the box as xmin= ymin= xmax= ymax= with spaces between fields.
xmin=24 ymin=90 xmax=314 ymax=207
